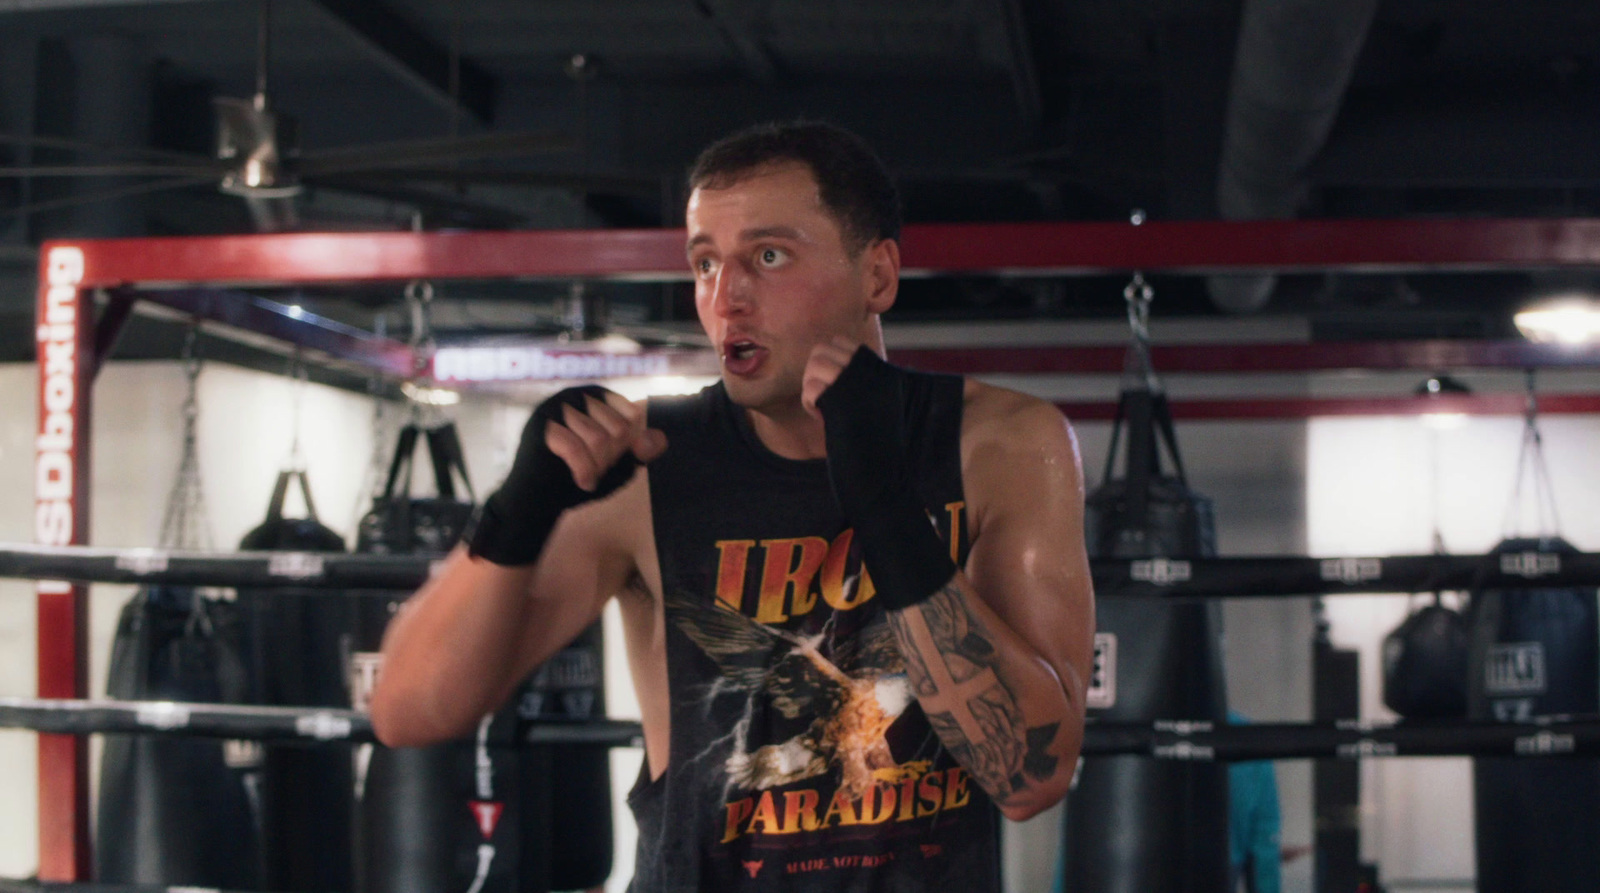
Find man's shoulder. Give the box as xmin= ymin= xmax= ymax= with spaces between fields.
xmin=955 ymin=380 xmax=1081 ymax=535
xmin=958 ymin=378 xmax=1073 ymax=449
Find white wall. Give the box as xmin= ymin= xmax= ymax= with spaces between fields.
xmin=0 ymin=360 xmax=387 ymax=875
xmin=1308 ymin=413 xmax=1600 ymax=892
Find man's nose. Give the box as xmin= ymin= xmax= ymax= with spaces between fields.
xmin=709 ymin=263 xmax=753 ymax=316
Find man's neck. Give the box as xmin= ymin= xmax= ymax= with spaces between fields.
xmin=745 ymin=401 xmax=827 ymax=460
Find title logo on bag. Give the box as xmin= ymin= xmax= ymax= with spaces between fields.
xmin=347 ymin=652 xmax=384 ymax=712
xmin=470 ymin=801 xmax=504 ymax=839
xmin=1485 ymin=642 xmax=1546 ymax=696
xmin=1087 ymin=632 xmax=1116 ymax=709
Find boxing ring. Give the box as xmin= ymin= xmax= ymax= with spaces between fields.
xmin=21 ymin=218 xmax=1600 ymax=880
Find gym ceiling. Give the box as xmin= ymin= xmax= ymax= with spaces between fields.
xmin=2 ymin=0 xmax=1598 ymax=365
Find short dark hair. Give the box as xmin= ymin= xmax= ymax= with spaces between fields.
xmin=687 ymin=121 xmax=902 ymax=254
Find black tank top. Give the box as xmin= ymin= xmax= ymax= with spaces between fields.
xmin=633 ymin=376 xmax=999 ymax=892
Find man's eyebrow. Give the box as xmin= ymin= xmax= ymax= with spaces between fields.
xmin=740 ymin=225 xmax=804 ymax=242
xmin=685 ymin=226 xmax=806 ymax=253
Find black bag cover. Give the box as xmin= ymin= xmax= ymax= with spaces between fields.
xmin=237 ymin=469 xmax=354 ymax=893
xmin=1065 ymin=388 xmax=1230 ymax=893
xmin=515 ymin=622 xmax=613 ymax=890
xmin=353 ymin=422 xmax=615 ymax=893
xmin=1468 ymin=536 xmax=1600 ymax=893
xmin=95 ymin=585 xmax=262 ymax=888
xmin=357 ymin=424 xmax=476 ymax=555
xmin=1381 ymin=597 xmax=1470 ymax=719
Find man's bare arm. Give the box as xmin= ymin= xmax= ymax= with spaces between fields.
xmin=886 ymin=392 xmax=1093 ymax=821
xmin=369 ymin=390 xmax=662 ymax=748
xmin=367 ymin=490 xmax=637 ymax=747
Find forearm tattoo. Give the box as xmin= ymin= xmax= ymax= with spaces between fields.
xmin=887 ymin=584 xmax=1061 ymax=803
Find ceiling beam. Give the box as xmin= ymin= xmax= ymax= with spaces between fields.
xmin=47 ymin=218 xmax=1600 ymax=290
xmin=308 ymin=0 xmax=497 ymax=125
xmin=126 ymin=286 xmax=416 ymax=378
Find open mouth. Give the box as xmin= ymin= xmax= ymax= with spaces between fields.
xmin=722 ymin=338 xmax=765 ymax=375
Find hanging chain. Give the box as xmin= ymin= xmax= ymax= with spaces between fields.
xmin=283 ymin=350 xmax=308 ymax=472
xmin=406 ymin=279 xmax=436 ymax=355
xmin=158 ymin=325 xmax=211 ymax=550
xmin=404 ymin=279 xmax=441 ymax=424
xmin=1122 ymin=272 xmax=1161 ymax=393
xmin=1501 ymin=369 xmax=1564 ymax=540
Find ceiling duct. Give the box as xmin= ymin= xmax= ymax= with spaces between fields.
xmin=1209 ymin=0 xmax=1378 ymax=313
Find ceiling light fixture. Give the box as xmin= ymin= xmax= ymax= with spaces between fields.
xmin=401 ymin=380 xmax=461 ymax=406
xmin=1514 ymin=297 xmax=1600 ymax=345
xmin=1414 ymin=373 xmax=1471 ymax=430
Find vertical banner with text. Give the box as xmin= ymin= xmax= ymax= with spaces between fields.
xmin=35 ymin=244 xmax=92 ymax=880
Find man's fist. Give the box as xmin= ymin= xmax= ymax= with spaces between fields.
xmin=802 ymin=336 xmax=864 ymax=420
xmin=809 ymin=344 xmax=957 ymax=611
xmin=468 ymin=385 xmax=667 ymax=567
xmin=545 ymin=390 xmax=667 ymax=491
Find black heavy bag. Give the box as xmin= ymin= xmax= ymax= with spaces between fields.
xmin=1064 ymin=387 xmax=1230 ymax=893
xmin=1381 ymin=595 xmax=1470 ymax=719
xmin=237 ymin=469 xmax=353 ymax=893
xmin=353 ymin=422 xmax=615 ymax=893
xmin=95 ymin=585 xmax=262 ymax=888
xmin=353 ymin=421 xmax=558 ymax=893
xmin=357 ymin=423 xmax=477 ymax=555
xmin=1467 ymin=536 xmax=1600 ymax=893
xmin=515 ymin=621 xmax=613 ymax=890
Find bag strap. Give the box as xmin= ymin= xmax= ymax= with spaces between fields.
xmin=265 ymin=469 xmax=323 ymax=521
xmin=382 ymin=425 xmax=422 ymax=499
xmin=425 ymin=423 xmax=476 ymax=503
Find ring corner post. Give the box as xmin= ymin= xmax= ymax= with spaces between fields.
xmin=34 ymin=242 xmax=94 ymax=881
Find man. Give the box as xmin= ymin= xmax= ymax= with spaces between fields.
xmin=370 ymin=121 xmax=1095 ymax=890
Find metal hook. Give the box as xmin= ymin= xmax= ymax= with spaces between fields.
xmin=1122 ymin=272 xmax=1159 ymax=392
xmin=405 ymin=279 xmax=437 ymax=375
xmin=284 ymin=349 xmax=308 ymax=471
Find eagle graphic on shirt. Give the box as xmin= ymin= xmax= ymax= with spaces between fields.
xmin=666 ymin=592 xmax=927 ymax=800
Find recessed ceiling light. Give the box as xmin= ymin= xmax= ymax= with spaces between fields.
xmin=1514 ymin=297 xmax=1600 ymax=345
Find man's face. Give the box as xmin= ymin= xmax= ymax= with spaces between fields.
xmin=686 ymin=162 xmax=882 ymax=413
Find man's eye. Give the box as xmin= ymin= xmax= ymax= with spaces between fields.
xmin=695 ymin=256 xmax=718 ymax=277
xmin=757 ymin=247 xmax=788 ymax=267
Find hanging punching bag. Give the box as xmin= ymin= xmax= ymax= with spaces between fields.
xmin=517 ymin=621 xmax=613 ymax=891
xmin=1468 ymin=536 xmax=1600 ymax=893
xmin=354 ymin=421 xmax=619 ymax=893
xmin=237 ymin=468 xmax=353 ymax=893
xmin=353 ymin=422 xmax=493 ymax=893
xmin=1063 ymin=385 xmax=1231 ymax=893
xmin=97 ymin=346 xmax=262 ymax=889
xmin=96 ymin=586 xmax=262 ymax=888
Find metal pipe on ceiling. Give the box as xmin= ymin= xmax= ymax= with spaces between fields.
xmin=1211 ymin=0 xmax=1380 ymax=313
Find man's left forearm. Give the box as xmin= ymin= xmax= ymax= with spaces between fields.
xmin=884 ymin=571 xmax=1082 ymax=818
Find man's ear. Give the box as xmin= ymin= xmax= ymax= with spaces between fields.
xmin=864 ymin=238 xmax=901 ymax=315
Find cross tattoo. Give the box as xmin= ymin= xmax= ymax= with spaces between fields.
xmin=898 ymin=607 xmax=1000 ymax=746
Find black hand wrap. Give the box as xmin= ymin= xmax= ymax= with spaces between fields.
xmin=816 ymin=347 xmax=957 ymax=612
xmin=467 ymin=385 xmax=639 ymax=566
